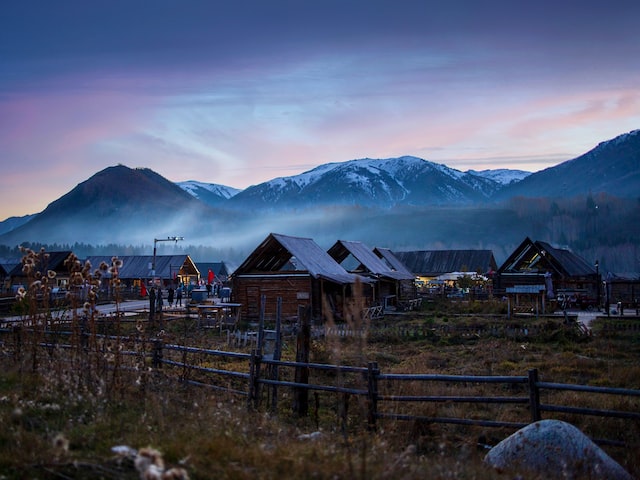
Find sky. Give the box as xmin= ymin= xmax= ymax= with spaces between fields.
xmin=1 ymin=0 xmax=639 ymax=220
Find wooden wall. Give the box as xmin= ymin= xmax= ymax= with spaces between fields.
xmin=232 ymin=274 xmax=313 ymax=323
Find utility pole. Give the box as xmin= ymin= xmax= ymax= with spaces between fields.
xmin=150 ymin=236 xmax=183 ymax=330
xmin=151 ymin=236 xmax=184 ymax=284
xmin=595 ymin=260 xmax=600 ymax=311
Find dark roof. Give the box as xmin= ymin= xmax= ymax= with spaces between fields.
xmin=194 ymin=262 xmax=231 ymax=280
xmin=234 ymin=233 xmax=370 ymax=285
xmin=1 ymin=263 xmax=18 ymax=276
xmin=373 ymin=247 xmax=414 ymax=276
xmin=9 ymin=251 xmax=73 ymax=277
xmin=392 ymin=249 xmax=497 ymax=276
xmin=328 ymin=240 xmax=414 ymax=281
xmin=536 ymin=241 xmax=596 ymax=277
xmin=498 ymin=238 xmax=596 ymax=277
xmin=84 ymin=255 xmax=199 ymax=280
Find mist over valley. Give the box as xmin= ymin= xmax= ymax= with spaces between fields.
xmin=1 ymin=130 xmax=639 ymax=275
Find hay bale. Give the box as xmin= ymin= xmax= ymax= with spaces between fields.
xmin=484 ymin=419 xmax=633 ymax=479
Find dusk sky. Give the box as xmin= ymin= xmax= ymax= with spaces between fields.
xmin=1 ymin=1 xmax=639 ymax=220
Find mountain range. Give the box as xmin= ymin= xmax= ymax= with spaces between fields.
xmin=0 ymin=130 xmax=638 ymax=271
xmin=175 ymin=159 xmax=531 ymax=210
xmin=214 ymin=157 xmax=527 ymax=210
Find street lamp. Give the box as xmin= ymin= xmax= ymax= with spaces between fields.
xmin=152 ymin=236 xmax=184 ymax=284
xmin=595 ymin=260 xmax=600 ymax=311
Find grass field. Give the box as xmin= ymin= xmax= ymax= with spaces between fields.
xmin=0 ymin=299 xmax=639 ymax=479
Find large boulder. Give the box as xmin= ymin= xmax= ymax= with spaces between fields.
xmin=484 ymin=419 xmax=633 ymax=479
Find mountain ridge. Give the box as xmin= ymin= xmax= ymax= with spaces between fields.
xmin=0 ymin=130 xmax=638 ymax=257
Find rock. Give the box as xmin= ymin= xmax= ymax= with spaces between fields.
xmin=484 ymin=419 xmax=633 ymax=479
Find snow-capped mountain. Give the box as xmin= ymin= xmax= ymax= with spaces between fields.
xmin=227 ymin=156 xmax=503 ymax=209
xmin=467 ymin=169 xmax=531 ymax=185
xmin=177 ymin=180 xmax=240 ymax=207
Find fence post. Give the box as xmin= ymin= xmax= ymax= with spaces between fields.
xmin=367 ymin=361 xmax=380 ymax=430
xmin=257 ymin=294 xmax=266 ymax=350
xmin=12 ymin=325 xmax=22 ymax=362
xmin=152 ymin=339 xmax=163 ymax=368
xmin=271 ymin=297 xmax=282 ymax=414
xmin=293 ymin=305 xmax=310 ymax=417
xmin=528 ymin=368 xmax=541 ymax=422
xmin=248 ymin=348 xmax=262 ymax=410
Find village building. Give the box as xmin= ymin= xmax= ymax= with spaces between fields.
xmin=194 ymin=261 xmax=233 ymax=285
xmin=327 ymin=240 xmax=417 ymax=310
xmin=84 ymin=254 xmax=201 ymax=298
xmin=1 ymin=262 xmax=19 ymax=293
xmin=392 ymin=249 xmax=497 ymax=295
xmin=8 ymin=250 xmax=73 ymax=291
xmin=494 ymin=237 xmax=598 ymax=312
xmin=230 ymin=233 xmax=374 ymax=324
xmin=604 ymin=274 xmax=640 ymax=313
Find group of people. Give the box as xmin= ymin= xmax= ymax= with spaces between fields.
xmin=143 ymin=284 xmax=184 ymax=309
xmin=205 ymin=282 xmax=222 ymax=298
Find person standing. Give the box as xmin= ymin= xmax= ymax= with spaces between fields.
xmin=176 ymin=285 xmax=183 ymax=306
xmin=168 ymin=286 xmax=174 ymax=307
xmin=156 ymin=287 xmax=163 ymax=312
xmin=156 ymin=287 xmax=164 ymax=329
xmin=149 ymin=286 xmax=156 ymax=328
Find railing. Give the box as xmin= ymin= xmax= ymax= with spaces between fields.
xmin=2 ymin=327 xmax=639 ymax=448
xmin=362 ymin=305 xmax=384 ymax=320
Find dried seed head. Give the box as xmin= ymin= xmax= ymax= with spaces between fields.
xmin=135 ymin=447 xmax=165 ymax=474
xmin=53 ymin=433 xmax=69 ymax=451
xmin=162 ymin=467 xmax=190 ymax=479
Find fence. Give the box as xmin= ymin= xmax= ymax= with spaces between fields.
xmin=2 ymin=326 xmax=637 ymax=448
xmin=314 ymin=318 xmax=592 ymax=341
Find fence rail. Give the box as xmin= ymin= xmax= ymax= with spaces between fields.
xmin=1 ymin=327 xmax=639 ymax=448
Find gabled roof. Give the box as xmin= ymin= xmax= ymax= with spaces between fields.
xmin=1 ymin=263 xmax=18 ymax=276
xmin=195 ymin=262 xmax=232 ymax=280
xmin=234 ymin=233 xmax=368 ymax=285
xmin=84 ymin=255 xmax=200 ymax=280
xmin=373 ymin=247 xmax=414 ymax=276
xmin=392 ymin=249 xmax=497 ymax=276
xmin=536 ymin=241 xmax=596 ymax=277
xmin=498 ymin=238 xmax=595 ymax=277
xmin=328 ymin=240 xmax=414 ymax=281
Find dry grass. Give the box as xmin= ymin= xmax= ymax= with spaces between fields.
xmin=1 ymin=254 xmax=639 ymax=478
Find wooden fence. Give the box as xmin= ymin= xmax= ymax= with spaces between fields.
xmin=2 ymin=326 xmax=638 ymax=448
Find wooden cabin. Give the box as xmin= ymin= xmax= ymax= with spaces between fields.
xmin=495 ymin=237 xmax=598 ymax=310
xmin=84 ymin=254 xmax=201 ymax=297
xmin=1 ymin=262 xmax=18 ymax=294
xmin=8 ymin=250 xmax=73 ymax=291
xmin=373 ymin=247 xmax=420 ymax=307
xmin=327 ymin=240 xmax=417 ymax=310
xmin=392 ymin=248 xmax=497 ymax=296
xmin=193 ymin=261 xmax=233 ymax=285
xmin=231 ymin=233 xmax=373 ymax=324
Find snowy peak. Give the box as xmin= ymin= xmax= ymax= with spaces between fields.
xmin=177 ymin=180 xmax=240 ymax=207
xmin=593 ymin=129 xmax=640 ymax=151
xmin=228 ymin=156 xmax=505 ymax=209
xmin=468 ymin=169 xmax=531 ymax=185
